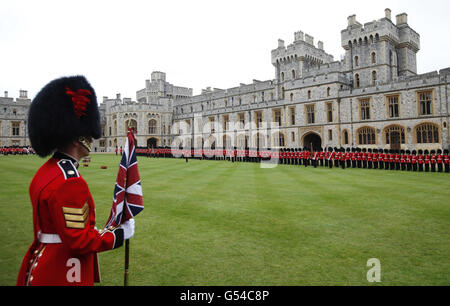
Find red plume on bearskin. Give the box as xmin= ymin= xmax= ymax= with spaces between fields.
xmin=28 ymin=76 xmax=101 ymax=157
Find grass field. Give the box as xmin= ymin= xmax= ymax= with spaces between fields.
xmin=1 ymin=154 xmax=449 ymax=286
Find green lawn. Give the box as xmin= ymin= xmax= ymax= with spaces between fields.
xmin=1 ymin=154 xmax=449 ymax=285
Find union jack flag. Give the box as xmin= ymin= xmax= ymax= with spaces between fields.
xmin=106 ymin=129 xmax=143 ymax=228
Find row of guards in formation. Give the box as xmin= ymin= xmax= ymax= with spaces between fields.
xmin=0 ymin=146 xmax=35 ymax=155
xmin=136 ymin=147 xmax=450 ymax=173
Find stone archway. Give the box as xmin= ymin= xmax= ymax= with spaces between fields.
xmin=147 ymin=137 xmax=158 ymax=148
xmin=302 ymin=132 xmax=322 ymax=151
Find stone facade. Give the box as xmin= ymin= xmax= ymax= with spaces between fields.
xmin=0 ymin=90 xmax=31 ymax=147
xmin=1 ymin=9 xmax=449 ymax=152
xmin=172 ymin=9 xmax=449 ymax=152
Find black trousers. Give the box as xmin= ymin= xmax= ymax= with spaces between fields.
xmin=437 ymin=163 xmax=443 ymax=172
xmin=425 ymin=164 xmax=430 ymax=172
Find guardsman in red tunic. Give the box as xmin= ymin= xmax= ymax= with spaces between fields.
xmin=430 ymin=150 xmax=437 ymax=172
xmin=444 ymin=149 xmax=450 ymax=173
xmin=405 ymin=150 xmax=412 ymax=171
xmin=424 ymin=150 xmax=430 ymax=172
xmin=418 ymin=149 xmax=424 ymax=172
xmin=400 ymin=150 xmax=406 ymax=171
xmin=17 ymin=76 xmax=134 ymax=286
xmin=411 ymin=150 xmax=418 ymax=171
xmin=437 ymin=149 xmax=443 ymax=172
xmin=394 ymin=150 xmax=400 ymax=171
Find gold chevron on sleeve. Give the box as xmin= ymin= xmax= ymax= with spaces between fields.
xmin=63 ymin=203 xmax=89 ymax=229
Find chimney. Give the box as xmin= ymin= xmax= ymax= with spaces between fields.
xmin=116 ymin=93 xmax=121 ymax=100
xmin=278 ymin=39 xmax=285 ymax=48
xmin=385 ymin=8 xmax=392 ymax=20
xmin=19 ymin=90 xmax=27 ymax=98
xmin=396 ymin=13 xmax=408 ymax=25
xmin=4 ymin=91 xmax=8 ymax=98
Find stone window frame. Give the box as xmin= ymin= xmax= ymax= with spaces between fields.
xmin=416 ymin=89 xmax=434 ymax=116
xmin=290 ymin=107 xmax=296 ymax=126
xmin=342 ymin=129 xmax=349 ymax=145
xmin=11 ymin=121 xmax=21 ymax=136
xmin=414 ymin=122 xmax=440 ymax=144
xmin=148 ymin=119 xmax=157 ymax=134
xmin=255 ymin=111 xmax=263 ymax=128
xmin=326 ymin=102 xmax=333 ymax=123
xmin=237 ymin=113 xmax=245 ymax=130
xmin=371 ymin=52 xmax=376 ymax=64
xmin=305 ymin=104 xmax=315 ymax=124
xmin=357 ymin=126 xmax=377 ymax=145
xmin=273 ymin=108 xmax=282 ymax=127
xmin=354 ymin=73 xmax=360 ymax=88
xmin=386 ymin=94 xmax=401 ymax=119
xmin=271 ymin=131 xmax=285 ymax=148
xmin=359 ymin=97 xmax=371 ymax=121
xmin=383 ymin=124 xmax=406 ymax=145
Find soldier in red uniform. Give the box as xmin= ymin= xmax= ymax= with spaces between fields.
xmin=405 ymin=150 xmax=412 ymax=171
xmin=411 ymin=150 xmax=418 ymax=172
xmin=444 ymin=149 xmax=450 ymax=173
xmin=436 ymin=149 xmax=443 ymax=173
xmin=424 ymin=150 xmax=430 ymax=172
xmin=418 ymin=150 xmax=424 ymax=172
xmin=17 ymin=76 xmax=134 ymax=286
xmin=430 ymin=150 xmax=437 ymax=172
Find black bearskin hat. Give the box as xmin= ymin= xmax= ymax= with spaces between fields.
xmin=28 ymin=76 xmax=101 ymax=157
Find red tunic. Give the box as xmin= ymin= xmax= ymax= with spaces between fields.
xmin=17 ymin=153 xmax=123 ymax=286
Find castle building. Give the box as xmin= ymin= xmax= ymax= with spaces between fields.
xmin=1 ymin=9 xmax=449 ymax=152
xmin=172 ymin=9 xmax=449 ymax=152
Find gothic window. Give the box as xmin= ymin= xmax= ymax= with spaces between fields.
xmin=354 ymin=56 xmax=359 ymax=67
xmin=343 ymin=130 xmax=349 ymax=145
xmin=418 ymin=90 xmax=433 ymax=115
xmin=281 ymin=72 xmax=285 ymax=82
xmin=354 ymin=74 xmax=360 ymax=88
xmin=387 ymin=95 xmax=400 ymax=118
xmin=273 ymin=109 xmax=282 ymax=127
xmin=385 ymin=125 xmax=405 ymax=144
xmin=360 ymin=98 xmax=371 ymax=120
xmin=238 ymin=113 xmax=245 ymax=129
xmin=327 ymin=102 xmax=333 ymax=123
xmin=255 ymin=111 xmax=263 ymax=128
xmin=148 ymin=119 xmax=157 ymax=134
xmin=328 ymin=129 xmax=332 ymax=141
xmin=307 ymin=90 xmax=311 ymax=99
xmin=281 ymin=87 xmax=285 ymax=100
xmin=358 ymin=127 xmax=376 ymax=145
xmin=327 ymin=87 xmax=331 ymax=97
xmin=416 ymin=123 xmax=439 ymax=144
xmin=372 ymin=71 xmax=377 ymax=86
xmin=11 ymin=121 xmax=20 ymax=136
xmin=371 ymin=52 xmax=376 ymax=64
xmin=306 ymin=104 xmax=315 ymax=124
xmin=292 ymin=70 xmax=296 ymax=79
xmin=290 ymin=107 xmax=296 ymax=125
xmin=290 ymin=93 xmax=294 ymax=102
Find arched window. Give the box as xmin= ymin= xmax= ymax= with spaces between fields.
xmin=290 ymin=93 xmax=294 ymax=102
xmin=281 ymin=87 xmax=285 ymax=100
xmin=113 ymin=120 xmax=117 ymax=136
xmin=354 ymin=56 xmax=359 ymax=67
xmin=384 ymin=125 xmax=405 ymax=144
xmin=307 ymin=90 xmax=311 ymax=99
xmin=354 ymin=74 xmax=360 ymax=88
xmin=416 ymin=123 xmax=439 ymax=143
xmin=372 ymin=71 xmax=377 ymax=86
xmin=327 ymin=87 xmax=331 ymax=97
xmin=281 ymin=72 xmax=285 ymax=82
xmin=357 ymin=127 xmax=376 ymax=145
xmin=343 ymin=130 xmax=349 ymax=145
xmin=371 ymin=52 xmax=376 ymax=64
xmin=148 ymin=119 xmax=157 ymax=134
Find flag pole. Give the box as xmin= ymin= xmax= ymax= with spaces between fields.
xmin=124 ymin=124 xmax=134 ymax=287
xmin=124 ymin=239 xmax=130 ymax=286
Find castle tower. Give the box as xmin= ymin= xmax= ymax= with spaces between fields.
xmin=341 ymin=9 xmax=420 ymax=88
xmin=271 ymin=31 xmax=334 ymax=98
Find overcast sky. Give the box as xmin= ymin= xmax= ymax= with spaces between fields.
xmin=1 ymin=0 xmax=449 ymax=101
